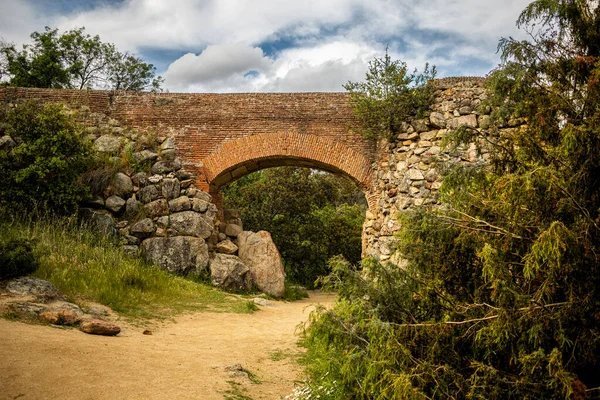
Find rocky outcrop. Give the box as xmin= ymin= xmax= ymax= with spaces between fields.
xmin=3 ymin=277 xmax=121 ymax=333
xmin=6 ymin=276 xmax=64 ymax=300
xmin=209 ymin=254 xmax=252 ymax=291
xmin=237 ymin=231 xmax=285 ymax=298
xmin=77 ymin=136 xmax=218 ymax=269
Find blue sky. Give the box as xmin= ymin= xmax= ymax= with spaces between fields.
xmin=0 ymin=0 xmax=532 ymax=93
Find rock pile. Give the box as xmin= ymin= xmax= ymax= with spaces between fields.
xmin=79 ymin=130 xmax=216 ymax=276
xmin=78 ymin=116 xmax=285 ymax=296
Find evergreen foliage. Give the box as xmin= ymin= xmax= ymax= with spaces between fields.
xmin=0 ymin=101 xmax=93 ymax=214
xmin=344 ymin=49 xmax=436 ymax=139
xmin=222 ymin=167 xmax=366 ymax=287
xmin=302 ymin=1 xmax=600 ymax=398
xmin=0 ymin=27 xmax=163 ymax=91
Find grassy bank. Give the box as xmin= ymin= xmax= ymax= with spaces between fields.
xmin=0 ymin=212 xmax=253 ymax=319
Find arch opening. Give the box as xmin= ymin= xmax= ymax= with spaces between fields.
xmin=201 ymin=132 xmax=376 ymax=212
xmin=221 ymin=165 xmax=368 ymax=288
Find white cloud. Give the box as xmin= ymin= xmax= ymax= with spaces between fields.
xmin=164 ymin=43 xmax=272 ymax=91
xmin=0 ymin=0 xmax=536 ymax=92
xmin=0 ymin=0 xmax=52 ymax=45
xmin=163 ymin=40 xmax=379 ymax=93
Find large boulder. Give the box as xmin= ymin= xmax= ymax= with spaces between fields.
xmin=130 ymin=218 xmax=156 ymax=238
xmin=237 ymin=231 xmax=285 ymax=298
xmin=225 ymin=223 xmax=243 ymax=238
xmin=105 ymin=195 xmax=126 ymax=214
xmin=187 ymin=188 xmax=212 ymax=203
xmin=168 ymin=211 xmax=213 ymax=239
xmin=143 ymin=199 xmax=169 ymax=218
xmin=93 ymin=135 xmax=121 ymax=153
xmin=151 ymin=159 xmax=182 ymax=174
xmin=141 ymin=236 xmax=209 ymax=274
xmin=210 ymin=254 xmax=251 ymax=291
xmin=138 ymin=185 xmax=160 ymax=204
xmin=216 ymin=239 xmax=238 ymax=255
xmin=162 ymin=178 xmax=180 ymax=200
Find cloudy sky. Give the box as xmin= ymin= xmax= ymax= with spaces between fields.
xmin=0 ymin=0 xmax=532 ymax=93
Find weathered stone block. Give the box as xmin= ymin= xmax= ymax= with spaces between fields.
xmin=162 ymin=178 xmax=180 ymax=200
xmin=142 ymin=236 xmax=209 ymax=274
xmin=105 ymin=195 xmax=126 ymax=214
xmin=130 ymin=218 xmax=156 ymax=238
xmin=169 ymin=211 xmax=213 ymax=239
xmin=209 ymin=254 xmax=251 ymax=291
xmin=143 ymin=199 xmax=169 ymax=218
xmin=169 ymin=196 xmax=190 ymax=212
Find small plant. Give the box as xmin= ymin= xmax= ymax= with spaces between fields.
xmin=344 ymin=49 xmax=436 ymax=140
xmin=223 ymin=381 xmax=253 ymax=400
xmin=0 ymin=238 xmax=39 ymax=280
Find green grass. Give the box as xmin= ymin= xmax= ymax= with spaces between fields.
xmin=0 ymin=211 xmax=252 ymax=319
xmin=269 ymin=348 xmax=300 ymax=362
xmin=283 ymin=283 xmax=309 ymax=301
xmin=223 ymin=381 xmax=253 ymax=400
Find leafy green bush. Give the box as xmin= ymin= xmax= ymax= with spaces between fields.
xmin=0 ymin=101 xmax=93 ymax=214
xmin=0 ymin=239 xmax=39 ymax=280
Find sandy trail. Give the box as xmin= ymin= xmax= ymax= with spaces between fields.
xmin=0 ymin=291 xmax=335 ymax=400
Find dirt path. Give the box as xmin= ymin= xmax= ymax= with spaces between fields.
xmin=0 ymin=291 xmax=335 ymax=400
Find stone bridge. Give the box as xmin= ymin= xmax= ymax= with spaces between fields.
xmin=0 ymin=87 xmax=377 ymax=211
xmin=0 ymin=77 xmax=488 ymax=258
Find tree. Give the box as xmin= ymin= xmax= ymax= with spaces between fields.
xmin=106 ymin=50 xmax=164 ymax=91
xmin=223 ymin=167 xmax=366 ymax=287
xmin=2 ymin=28 xmax=69 ymax=88
xmin=0 ymin=101 xmax=93 ymax=214
xmin=58 ymin=27 xmax=112 ymax=89
xmin=302 ymin=1 xmax=600 ymax=398
xmin=344 ymin=49 xmax=436 ymax=139
xmin=0 ymin=27 xmax=162 ymax=91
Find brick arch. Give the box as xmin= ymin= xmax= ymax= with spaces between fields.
xmin=202 ymin=132 xmax=375 ymax=208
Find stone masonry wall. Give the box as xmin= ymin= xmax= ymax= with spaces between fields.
xmin=364 ymin=77 xmax=493 ymax=260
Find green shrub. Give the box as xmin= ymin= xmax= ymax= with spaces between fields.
xmin=0 ymin=239 xmax=39 ymax=280
xmin=0 ymin=101 xmax=93 ymax=214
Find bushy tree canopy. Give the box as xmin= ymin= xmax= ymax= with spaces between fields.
xmin=303 ymin=1 xmax=600 ymax=398
xmin=223 ymin=167 xmax=366 ymax=287
xmin=1 ymin=27 xmax=162 ymax=91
